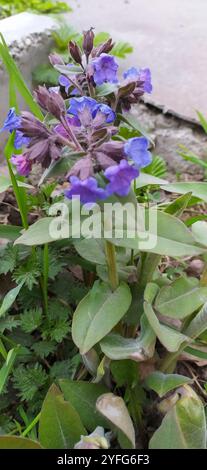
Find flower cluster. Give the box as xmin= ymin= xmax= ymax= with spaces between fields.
xmin=0 ymin=30 xmax=153 ymax=203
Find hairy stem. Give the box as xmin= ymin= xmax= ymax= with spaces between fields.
xmin=105 ymin=240 xmax=119 ymax=291
xmin=60 ymin=116 xmax=83 ymax=151
xmin=42 ymin=243 xmax=49 ymax=316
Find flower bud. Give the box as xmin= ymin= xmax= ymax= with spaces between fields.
xmin=83 ymin=28 xmax=94 ymax=58
xmin=49 ymin=53 xmax=64 ymax=66
xmin=34 ymin=86 xmax=66 ymax=121
xmin=96 ymin=38 xmax=114 ymax=56
xmin=69 ymin=40 xmax=82 ymax=65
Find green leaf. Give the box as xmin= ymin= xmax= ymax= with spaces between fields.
xmin=32 ymin=64 xmax=59 ymax=87
xmin=0 ymin=244 xmax=18 ymax=275
xmin=143 ymin=155 xmax=167 ymax=178
xmin=0 ymin=436 xmax=42 ymax=449
xmin=0 ymin=175 xmax=11 ymax=193
xmin=13 ymin=364 xmax=48 ymax=402
xmin=192 ymin=221 xmax=207 ymax=246
xmin=0 ymin=224 xmax=22 ymax=241
xmin=144 ymin=285 xmax=188 ymax=352
xmin=39 ymin=384 xmax=86 ymax=449
xmin=136 ymin=173 xmax=168 ymax=189
xmin=197 ymin=110 xmax=207 ymax=134
xmin=14 ymin=218 xmax=57 ymax=246
xmin=145 ymin=371 xmax=192 ymax=398
xmin=54 ymin=64 xmax=82 ymax=75
xmin=109 ymin=208 xmax=205 ymax=257
xmin=96 ymin=83 xmax=118 ymax=97
xmin=161 ymin=182 xmax=207 ymax=203
xmin=110 ymin=360 xmax=138 ymax=387
xmin=59 ymin=380 xmax=108 ymax=432
xmin=96 ymin=393 xmax=135 ymax=449
xmin=149 ymin=389 xmax=206 ymax=449
xmin=20 ymin=308 xmax=42 ymax=333
xmin=93 ymin=32 xmax=110 ymax=46
xmin=0 ymin=282 xmax=24 ymax=317
xmin=117 ymin=113 xmax=154 ymax=144
xmin=74 ymin=238 xmax=106 ymax=265
xmin=111 ymin=42 xmax=133 ymax=58
xmin=72 ymin=281 xmax=132 ymax=354
xmin=0 ymin=347 xmax=19 ymax=393
xmin=155 ymin=277 xmax=207 ymax=319
xmin=165 ymin=192 xmax=193 ymax=217
xmin=39 ymin=152 xmax=85 ymax=183
xmin=100 ymin=314 xmax=156 ymax=361
xmin=184 ymin=301 xmax=207 ymax=340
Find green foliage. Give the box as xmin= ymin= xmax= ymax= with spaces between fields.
xmin=20 ymin=308 xmax=42 ymax=333
xmin=0 ymin=244 xmax=19 ymax=275
xmin=1 ymin=27 xmax=207 ymax=451
xmin=0 ymin=0 xmax=70 ymax=19
xmin=13 ymin=364 xmax=48 ymax=401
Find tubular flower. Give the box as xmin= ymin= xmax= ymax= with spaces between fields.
xmin=11 ymin=154 xmax=32 ymax=177
xmin=91 ymin=53 xmax=118 ymax=86
xmin=65 ymin=176 xmax=107 ymax=204
xmin=124 ymin=137 xmax=152 ymax=169
xmin=105 ymin=159 xmax=138 ymax=197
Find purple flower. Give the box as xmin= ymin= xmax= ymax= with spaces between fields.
xmin=91 ymin=53 xmax=118 ymax=86
xmin=54 ymin=116 xmax=80 ymax=138
xmin=68 ymin=97 xmax=115 ymax=126
xmin=0 ymin=108 xmax=21 ymax=133
xmin=124 ymin=137 xmax=152 ymax=169
xmin=11 ymin=154 xmax=31 ymax=177
xmin=65 ymin=176 xmax=107 ymax=204
xmin=59 ymin=64 xmax=80 ymax=95
xmin=105 ymin=159 xmax=138 ymax=197
xmin=94 ymin=103 xmax=115 ymax=124
xmin=123 ymin=67 xmax=152 ymax=93
xmin=14 ymin=130 xmax=30 ymax=150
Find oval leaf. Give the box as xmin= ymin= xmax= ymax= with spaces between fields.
xmin=0 ymin=282 xmax=24 ymax=317
xmin=155 ymin=277 xmax=207 ymax=319
xmin=59 ymin=380 xmax=108 ymax=431
xmin=149 ymin=390 xmax=206 ymax=449
xmin=161 ymin=182 xmax=207 ymax=203
xmin=100 ymin=315 xmax=156 ymax=361
xmin=0 ymin=436 xmax=42 ymax=449
xmin=145 ymin=371 xmax=192 ymax=398
xmin=72 ymin=281 xmax=132 ymax=354
xmin=39 ymin=384 xmax=86 ymax=449
xmin=144 ymin=300 xmax=188 ymax=352
xmin=96 ymin=393 xmax=135 ymax=449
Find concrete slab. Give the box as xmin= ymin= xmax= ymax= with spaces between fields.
xmin=67 ymin=0 xmax=207 ymax=122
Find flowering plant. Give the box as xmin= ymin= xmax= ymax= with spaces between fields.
xmin=0 ymin=29 xmax=207 ymax=450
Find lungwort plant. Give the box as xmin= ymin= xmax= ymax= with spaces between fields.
xmin=0 ymin=28 xmax=207 ymax=449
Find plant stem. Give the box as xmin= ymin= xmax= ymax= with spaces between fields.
xmin=60 ymin=116 xmax=83 ymax=151
xmin=200 ymin=263 xmax=207 ymax=286
xmin=159 ymin=342 xmax=187 ymax=373
xmin=22 ymin=412 xmax=41 ymax=438
xmin=42 ymin=244 xmax=49 ymax=316
xmin=105 ymin=240 xmax=119 ymax=291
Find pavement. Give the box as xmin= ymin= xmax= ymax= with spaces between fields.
xmin=66 ymin=0 xmax=207 ymax=122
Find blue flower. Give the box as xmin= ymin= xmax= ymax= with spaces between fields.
xmin=14 ymin=131 xmax=30 ymax=150
xmin=0 ymin=108 xmax=21 ymax=133
xmin=124 ymin=137 xmax=152 ymax=169
xmin=11 ymin=154 xmax=31 ymax=177
xmin=68 ymin=97 xmax=115 ymax=126
xmin=94 ymin=103 xmax=115 ymax=124
xmin=65 ymin=176 xmax=107 ymax=204
xmin=91 ymin=53 xmax=119 ymax=86
xmin=123 ymin=67 xmax=152 ymax=93
xmin=105 ymin=159 xmax=138 ymax=197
